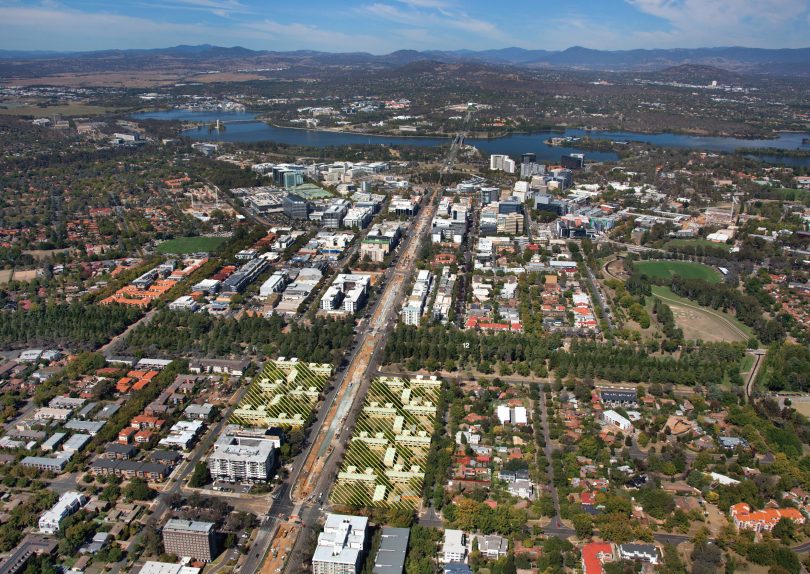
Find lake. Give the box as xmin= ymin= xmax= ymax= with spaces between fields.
xmin=132 ymin=110 xmax=810 ymax=167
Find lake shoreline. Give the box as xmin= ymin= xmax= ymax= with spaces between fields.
xmin=132 ymin=110 xmax=810 ymax=167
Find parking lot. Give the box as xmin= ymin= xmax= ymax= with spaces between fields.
xmin=211 ymin=480 xmax=252 ymax=494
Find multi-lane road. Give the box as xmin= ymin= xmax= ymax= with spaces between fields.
xmin=239 ymin=184 xmax=442 ymax=574
xmin=242 ymin=116 xmax=474 ymax=574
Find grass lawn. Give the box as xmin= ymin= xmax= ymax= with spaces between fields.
xmin=740 ymin=354 xmax=755 ymax=374
xmin=636 ymin=260 xmax=722 ymax=283
xmin=665 ymin=238 xmax=731 ymax=252
xmin=156 ymin=236 xmax=226 ymax=254
xmin=652 ymin=286 xmax=752 ymax=342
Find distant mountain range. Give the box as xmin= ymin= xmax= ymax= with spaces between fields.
xmin=2 ymin=44 xmax=810 ymax=76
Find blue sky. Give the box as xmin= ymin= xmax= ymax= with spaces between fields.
xmin=2 ymin=0 xmax=809 ymax=53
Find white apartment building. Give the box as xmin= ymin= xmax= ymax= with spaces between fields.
xmin=48 ymin=396 xmax=85 ymax=410
xmin=489 ymin=154 xmax=515 ymax=174
xmin=312 ymin=514 xmax=369 ymax=574
xmin=34 ymin=407 xmax=72 ymax=422
xmin=401 ymin=270 xmax=432 ymax=326
xmin=442 ymin=530 xmax=467 ymax=563
xmin=320 ymin=274 xmax=371 ymax=314
xmin=496 ymin=405 xmax=528 ymax=425
xmin=207 ymin=433 xmax=278 ymax=483
xmin=39 ymin=491 xmax=87 ymax=534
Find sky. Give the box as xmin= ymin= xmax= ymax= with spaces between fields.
xmin=1 ymin=0 xmax=809 ymax=53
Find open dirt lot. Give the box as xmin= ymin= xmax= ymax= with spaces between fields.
xmin=260 ymin=523 xmax=300 ymax=574
xmin=668 ymin=304 xmax=745 ymax=342
xmin=604 ymin=257 xmax=628 ymax=280
xmin=0 ymin=270 xmax=12 ymax=285
xmin=23 ymin=248 xmax=71 ymax=260
xmin=653 ymin=287 xmax=748 ymax=342
xmin=789 ymin=400 xmax=810 ymax=419
xmin=0 ymin=102 xmax=119 ymax=116
xmin=11 ymin=269 xmax=41 ymax=282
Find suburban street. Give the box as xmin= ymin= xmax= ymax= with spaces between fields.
xmin=108 ymin=383 xmax=250 ymax=574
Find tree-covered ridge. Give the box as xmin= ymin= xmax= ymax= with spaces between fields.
xmin=0 ymin=303 xmax=141 ymax=349
xmin=123 ymin=309 xmax=355 ymax=364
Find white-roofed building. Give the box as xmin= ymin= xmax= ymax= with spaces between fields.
xmin=320 ymin=274 xmax=371 ymax=314
xmin=39 ymin=491 xmax=87 ymax=534
xmin=259 ymin=271 xmax=289 ymax=298
xmin=159 ymin=420 xmax=204 ymax=450
xmin=496 ymin=405 xmax=511 ymax=424
xmin=442 ymin=530 xmax=467 ymax=564
xmin=208 ymin=432 xmax=278 ymax=483
xmin=312 ymin=513 xmax=369 ymax=574
xmin=602 ymin=409 xmax=633 ymax=432
xmin=138 ymin=562 xmax=201 ymax=574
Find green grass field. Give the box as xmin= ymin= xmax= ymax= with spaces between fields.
xmin=636 ymin=260 xmax=722 ymax=283
xmin=156 ymin=236 xmax=226 ymax=254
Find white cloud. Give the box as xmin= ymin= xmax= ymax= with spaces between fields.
xmin=625 ymin=0 xmax=810 ymax=47
xmin=395 ymin=0 xmax=452 ymax=8
xmin=0 ymin=5 xmax=218 ymax=51
xmin=237 ymin=18 xmax=393 ymax=53
xmin=0 ymin=4 xmax=396 ymax=52
xmin=1 ymin=0 xmax=807 ymax=54
xmin=363 ymin=2 xmax=504 ymax=39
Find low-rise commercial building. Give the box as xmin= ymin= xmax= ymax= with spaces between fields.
xmin=139 ymin=562 xmax=201 ymax=574
xmin=373 ymin=527 xmax=409 ymax=574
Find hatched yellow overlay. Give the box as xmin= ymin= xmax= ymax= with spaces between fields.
xmin=331 ymin=375 xmax=441 ymax=509
xmin=231 ymin=358 xmax=332 ymax=428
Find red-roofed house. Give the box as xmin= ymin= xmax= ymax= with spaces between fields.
xmin=581 ymin=491 xmax=597 ymax=506
xmin=582 ymin=543 xmax=614 ymax=574
xmin=730 ymin=503 xmax=805 ymax=532
xmin=118 ymin=427 xmax=137 ymax=444
xmin=134 ymin=430 xmax=155 ymax=444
